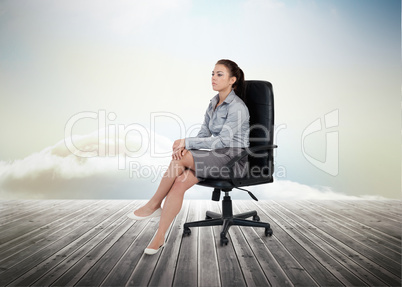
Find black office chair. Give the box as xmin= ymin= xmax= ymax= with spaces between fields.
xmin=183 ymin=80 xmax=277 ymax=246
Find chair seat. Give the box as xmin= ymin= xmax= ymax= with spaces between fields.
xmin=197 ymin=175 xmax=273 ymax=190
xmin=197 ymin=179 xmax=236 ymax=190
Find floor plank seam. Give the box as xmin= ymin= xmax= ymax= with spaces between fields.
xmin=267 ymin=201 xmax=377 ymax=286
xmin=271 ymin=200 xmax=400 ymax=286
xmin=307 ymin=200 xmax=402 ymax=242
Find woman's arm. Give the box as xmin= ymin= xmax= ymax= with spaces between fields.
xmin=185 ymin=102 xmax=249 ymax=150
xmin=196 ymin=109 xmax=212 ymax=138
xmin=171 ymin=105 xmax=213 ymax=160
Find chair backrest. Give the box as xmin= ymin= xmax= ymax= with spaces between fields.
xmin=244 ymin=80 xmax=275 ymax=174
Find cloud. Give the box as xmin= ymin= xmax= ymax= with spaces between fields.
xmin=247 ymin=180 xmax=375 ymax=200
xmin=0 ymin=128 xmax=387 ymax=201
xmin=0 ymin=129 xmax=172 ymax=199
xmin=186 ymin=179 xmax=387 ymax=201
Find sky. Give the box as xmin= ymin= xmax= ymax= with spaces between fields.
xmin=0 ymin=0 xmax=400 ymax=200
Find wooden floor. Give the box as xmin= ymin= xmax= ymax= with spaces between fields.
xmin=0 ymin=200 xmax=400 ymax=287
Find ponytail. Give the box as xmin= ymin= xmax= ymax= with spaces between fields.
xmin=216 ymin=59 xmax=246 ymax=102
xmin=234 ymin=67 xmax=245 ymax=101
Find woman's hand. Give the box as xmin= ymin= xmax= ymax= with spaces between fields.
xmin=173 ymin=139 xmax=186 ymax=151
xmin=172 ymin=139 xmax=187 ymax=160
xmin=172 ymin=147 xmax=188 ymax=160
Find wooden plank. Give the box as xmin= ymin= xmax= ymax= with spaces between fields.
xmin=272 ymin=200 xmax=401 ymax=287
xmin=347 ymin=200 xmax=402 ymax=218
xmin=296 ymin=200 xmax=401 ymax=276
xmin=196 ymin=200 xmax=221 ymax=287
xmin=229 ymin=202 xmax=271 ymax=286
xmin=255 ymin=201 xmax=343 ymax=287
xmin=246 ymin=201 xmax=317 ymax=287
xmin=0 ymin=200 xmax=400 ymax=287
xmin=126 ymin=229 xmax=170 ymax=286
xmin=303 ymin=201 xmax=401 ymax=254
xmin=252 ymin=201 xmax=325 ymax=287
xmin=260 ymin=201 xmax=374 ymax=286
xmin=350 ymin=200 xmax=402 ymax=215
xmin=48 ymin=201 xmax=136 ymax=286
xmin=209 ymin=199 xmax=247 ymax=287
xmin=340 ymin=199 xmax=402 ymax=225
xmin=100 ymin=216 xmax=161 ymax=287
xmin=310 ymin=200 xmax=401 ymax=239
xmin=0 ymin=200 xmax=102 ymax=260
xmin=50 ymin=220 xmax=132 ymax=286
xmin=74 ymin=217 xmax=153 ymax=286
xmin=9 ymin=201 xmax=139 ymax=287
xmin=0 ymin=200 xmax=53 ymax=213
xmin=0 ymin=200 xmax=70 ymax=239
xmin=173 ymin=200 xmax=199 ymax=287
xmin=3 ymin=201 xmax=134 ymax=287
xmin=308 ymin=200 xmax=401 ymax=261
xmin=235 ymin=201 xmax=294 ymax=287
xmin=127 ymin=201 xmax=190 ymax=286
xmin=0 ymin=201 xmax=112 ymax=270
xmin=0 ymin=200 xmax=57 ymax=225
xmin=148 ymin=201 xmax=191 ymax=286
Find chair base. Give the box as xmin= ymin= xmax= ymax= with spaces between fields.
xmin=183 ymin=194 xmax=273 ymax=246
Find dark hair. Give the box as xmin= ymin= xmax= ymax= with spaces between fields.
xmin=216 ymin=59 xmax=245 ymax=100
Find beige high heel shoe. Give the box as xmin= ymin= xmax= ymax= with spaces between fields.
xmin=126 ymin=207 xmax=162 ymax=220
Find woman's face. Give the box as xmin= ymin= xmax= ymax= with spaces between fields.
xmin=211 ymin=64 xmax=236 ymax=93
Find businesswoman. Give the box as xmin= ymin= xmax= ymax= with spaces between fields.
xmin=127 ymin=59 xmax=250 ymax=255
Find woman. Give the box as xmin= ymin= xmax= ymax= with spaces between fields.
xmin=127 ymin=59 xmax=250 ymax=255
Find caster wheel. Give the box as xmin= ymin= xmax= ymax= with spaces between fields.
xmin=220 ymin=237 xmax=229 ymax=246
xmin=265 ymin=228 xmax=273 ymax=237
xmin=253 ymin=215 xmax=260 ymax=221
xmin=183 ymin=227 xmax=191 ymax=236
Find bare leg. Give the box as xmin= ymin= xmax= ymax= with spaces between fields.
xmin=132 ymin=151 xmax=196 ymax=217
xmin=147 ymin=169 xmax=199 ymax=250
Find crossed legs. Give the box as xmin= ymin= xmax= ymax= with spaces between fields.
xmin=132 ymin=151 xmax=199 ymax=250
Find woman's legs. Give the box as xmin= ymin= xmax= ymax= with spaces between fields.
xmin=131 ymin=150 xmax=198 ymax=250
xmin=132 ymin=151 xmax=196 ymax=217
xmin=147 ymin=169 xmax=199 ymax=250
